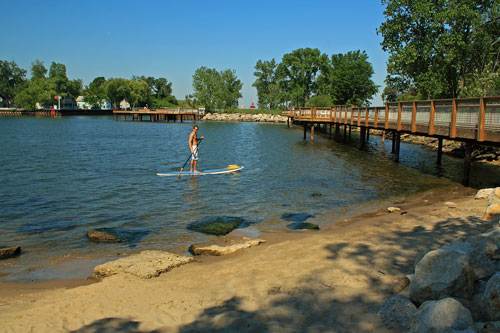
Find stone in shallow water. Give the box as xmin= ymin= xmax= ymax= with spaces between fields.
xmin=287 ymin=222 xmax=320 ymax=230
xmin=0 ymin=246 xmax=21 ymax=260
xmin=17 ymin=220 xmax=76 ymax=234
xmin=87 ymin=228 xmax=149 ymax=244
xmin=281 ymin=212 xmax=315 ymax=222
xmin=187 ymin=216 xmax=245 ymax=236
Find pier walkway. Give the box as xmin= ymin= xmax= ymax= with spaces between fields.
xmin=113 ymin=108 xmax=203 ymax=122
xmin=283 ymin=96 xmax=500 ymax=185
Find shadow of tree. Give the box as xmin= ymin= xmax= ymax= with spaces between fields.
xmin=72 ymin=317 xmax=156 ymax=333
xmin=73 ymin=213 xmax=490 ymax=332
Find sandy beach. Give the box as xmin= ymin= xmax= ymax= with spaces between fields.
xmin=0 ymin=185 xmax=492 ymax=332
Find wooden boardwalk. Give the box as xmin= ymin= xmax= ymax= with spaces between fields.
xmin=113 ymin=108 xmax=203 ymax=122
xmin=283 ymin=96 xmax=500 ymax=185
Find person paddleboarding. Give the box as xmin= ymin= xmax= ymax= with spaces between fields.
xmin=189 ymin=125 xmax=204 ymax=173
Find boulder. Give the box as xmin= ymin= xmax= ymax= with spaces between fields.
xmin=91 ymin=250 xmax=194 ymax=280
xmin=409 ymin=248 xmax=473 ymax=304
xmin=482 ymin=272 xmax=500 ymax=321
xmin=0 ymin=246 xmax=21 ymax=260
xmin=412 ymin=298 xmax=473 ymax=333
xmin=443 ymin=242 xmax=496 ymax=281
xmin=476 ymin=188 xmax=495 ymax=200
xmin=189 ymin=238 xmax=265 ymax=256
xmin=378 ymin=295 xmax=417 ymax=330
xmin=187 ymin=216 xmax=245 ymax=236
xmin=489 ymin=188 xmax=500 ymax=205
xmin=391 ymin=275 xmax=411 ymax=294
xmin=287 ymin=222 xmax=320 ymax=230
xmin=485 ymin=203 xmax=500 ymax=221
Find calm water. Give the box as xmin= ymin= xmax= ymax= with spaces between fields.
xmin=1 ymin=116 xmax=499 ymax=279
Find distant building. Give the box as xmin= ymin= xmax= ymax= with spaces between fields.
xmin=76 ymin=96 xmax=112 ymax=110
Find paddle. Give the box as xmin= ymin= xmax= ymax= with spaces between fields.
xmin=178 ymin=138 xmax=203 ymax=178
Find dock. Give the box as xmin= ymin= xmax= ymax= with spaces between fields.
xmin=283 ymin=96 xmax=500 ymax=185
xmin=113 ymin=108 xmax=204 ymax=122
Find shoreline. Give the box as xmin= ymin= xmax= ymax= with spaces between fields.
xmin=1 ymin=187 xmax=490 ymax=331
xmin=0 ymin=185 xmax=476 ymax=290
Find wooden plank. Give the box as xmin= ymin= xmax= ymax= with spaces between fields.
xmin=357 ymin=107 xmax=361 ymax=126
xmin=451 ymin=99 xmax=457 ymax=138
xmin=478 ymin=98 xmax=486 ymax=142
xmin=365 ymin=107 xmax=369 ymax=127
xmin=344 ymin=105 xmax=348 ymax=124
xmin=334 ymin=106 xmax=337 ymax=123
xmin=351 ymin=105 xmax=355 ymax=125
xmin=429 ymin=100 xmax=435 ymax=135
xmin=411 ymin=101 xmax=417 ymax=133
xmin=374 ymin=107 xmax=379 ymax=128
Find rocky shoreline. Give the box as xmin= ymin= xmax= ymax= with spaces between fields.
xmin=202 ymin=112 xmax=288 ymax=123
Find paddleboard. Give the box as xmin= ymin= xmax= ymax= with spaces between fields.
xmin=157 ymin=166 xmax=244 ymax=177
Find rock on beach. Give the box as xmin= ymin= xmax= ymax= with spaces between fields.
xmin=189 ymin=238 xmax=266 ymax=256
xmin=91 ymin=250 xmax=194 ymax=280
xmin=0 ymin=246 xmax=21 ymax=260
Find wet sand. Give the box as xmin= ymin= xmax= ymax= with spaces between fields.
xmin=0 ymin=186 xmax=492 ymax=332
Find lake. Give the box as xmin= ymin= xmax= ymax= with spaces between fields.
xmin=1 ymin=116 xmax=499 ymax=280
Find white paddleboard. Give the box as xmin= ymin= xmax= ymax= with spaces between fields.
xmin=157 ymin=166 xmax=244 ymax=177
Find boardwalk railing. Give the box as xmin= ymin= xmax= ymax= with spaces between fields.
xmin=283 ymin=96 xmax=500 ymax=144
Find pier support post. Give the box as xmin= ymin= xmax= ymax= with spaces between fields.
xmin=303 ymin=124 xmax=307 ymax=140
xmin=329 ymin=124 xmax=332 ymax=137
xmin=343 ymin=125 xmax=347 ymax=142
xmin=391 ymin=131 xmax=396 ymax=153
xmin=311 ymin=123 xmax=315 ymax=142
xmin=394 ymin=132 xmax=401 ymax=162
xmin=348 ymin=125 xmax=352 ymax=138
xmin=381 ymin=130 xmax=386 ymax=144
xmin=463 ymin=141 xmax=472 ymax=186
xmin=437 ymin=138 xmax=443 ymax=165
xmin=366 ymin=128 xmax=370 ymax=141
xmin=360 ymin=127 xmax=366 ymax=147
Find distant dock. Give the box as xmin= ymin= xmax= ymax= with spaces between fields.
xmin=113 ymin=108 xmax=204 ymax=122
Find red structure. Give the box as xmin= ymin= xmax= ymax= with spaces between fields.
xmin=250 ymin=102 xmax=255 ymax=110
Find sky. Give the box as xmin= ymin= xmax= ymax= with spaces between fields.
xmin=0 ymin=0 xmax=389 ymax=108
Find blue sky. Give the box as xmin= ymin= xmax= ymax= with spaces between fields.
xmin=0 ymin=0 xmax=389 ymax=107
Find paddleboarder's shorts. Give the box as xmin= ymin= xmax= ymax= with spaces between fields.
xmin=191 ymin=145 xmax=198 ymax=161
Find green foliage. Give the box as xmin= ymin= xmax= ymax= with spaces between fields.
xmin=378 ymin=0 xmax=500 ymax=99
xmin=83 ymin=77 xmax=107 ymax=108
xmin=30 ymin=59 xmax=47 ymax=80
xmin=0 ymin=60 xmax=27 ymax=107
xmin=307 ymin=94 xmax=332 ymax=107
xmin=15 ymin=78 xmax=56 ymax=110
xmin=321 ymin=51 xmax=379 ymax=105
xmin=192 ymin=66 xmax=242 ymax=111
xmin=105 ymin=78 xmax=131 ymax=109
xmin=252 ymin=59 xmax=282 ymax=109
xmin=277 ymin=48 xmax=329 ymax=107
xmin=253 ymin=48 xmax=378 ymax=108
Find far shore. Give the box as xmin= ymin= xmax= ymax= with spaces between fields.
xmin=0 ymin=184 xmax=492 ymax=332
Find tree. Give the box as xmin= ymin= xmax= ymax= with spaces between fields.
xmin=15 ymin=60 xmax=55 ymax=109
xmin=253 ymin=59 xmax=281 ymax=109
xmin=105 ymin=78 xmax=131 ymax=109
xmin=378 ymin=0 xmax=500 ymax=99
xmin=0 ymin=60 xmax=27 ymax=107
xmin=83 ymin=77 xmax=107 ymax=108
xmin=192 ymin=66 xmax=242 ymax=111
xmin=320 ymin=50 xmax=379 ymax=105
xmin=307 ymin=94 xmax=333 ymax=107
xmin=277 ymin=48 xmax=329 ymax=108
xmin=127 ymin=80 xmax=149 ymax=109
xmin=217 ymin=69 xmax=243 ymax=109
xmin=31 ymin=59 xmax=47 ymax=80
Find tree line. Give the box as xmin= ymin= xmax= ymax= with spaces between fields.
xmin=0 ymin=59 xmax=179 ymax=110
xmin=252 ymin=48 xmax=379 ymax=109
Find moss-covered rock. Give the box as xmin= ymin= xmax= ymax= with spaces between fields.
xmin=87 ymin=228 xmax=148 ymax=244
xmin=287 ymin=222 xmax=320 ymax=230
xmin=187 ymin=216 xmax=244 ymax=236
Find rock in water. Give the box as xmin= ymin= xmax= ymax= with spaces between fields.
xmin=187 ymin=216 xmax=245 ymax=236
xmin=0 ymin=246 xmax=21 ymax=260
xmin=87 ymin=230 xmax=117 ymax=243
xmin=287 ymin=222 xmax=320 ymax=230
xmin=281 ymin=212 xmax=314 ymax=222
